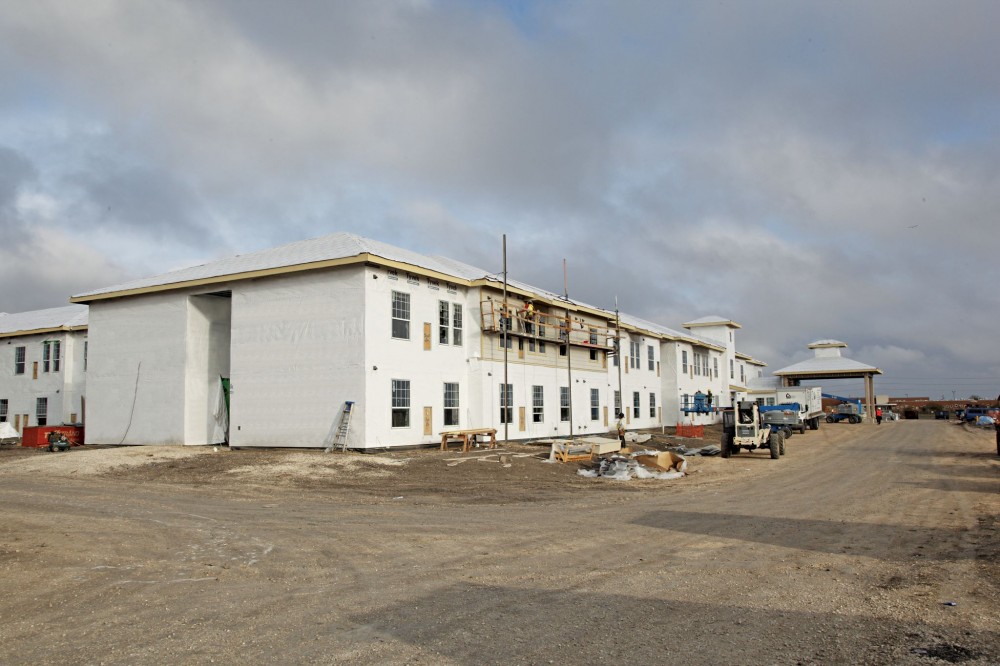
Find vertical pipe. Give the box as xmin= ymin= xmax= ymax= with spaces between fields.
xmin=502 ymin=235 xmax=508 ymax=444
xmin=615 ymin=296 xmax=623 ymax=427
xmin=564 ymin=259 xmax=573 ymax=439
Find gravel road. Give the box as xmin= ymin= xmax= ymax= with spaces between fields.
xmin=0 ymin=419 xmax=997 ymax=665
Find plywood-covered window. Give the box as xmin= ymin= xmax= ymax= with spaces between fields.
xmin=391 ymin=379 xmax=410 ymax=428
xmin=391 ymin=291 xmax=410 ymax=340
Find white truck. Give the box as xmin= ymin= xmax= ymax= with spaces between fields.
xmin=769 ymin=386 xmax=824 ymax=432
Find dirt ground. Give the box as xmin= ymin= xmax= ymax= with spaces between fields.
xmin=0 ymin=420 xmax=997 ymax=665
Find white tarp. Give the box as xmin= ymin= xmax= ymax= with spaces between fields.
xmin=0 ymin=422 xmax=20 ymax=441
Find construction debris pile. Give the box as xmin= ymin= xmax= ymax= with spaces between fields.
xmin=578 ymin=449 xmax=689 ymax=481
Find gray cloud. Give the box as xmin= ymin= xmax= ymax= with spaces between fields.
xmin=0 ymin=1 xmax=998 ymax=397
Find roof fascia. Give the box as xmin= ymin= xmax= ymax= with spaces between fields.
xmin=0 ymin=325 xmax=85 ymax=339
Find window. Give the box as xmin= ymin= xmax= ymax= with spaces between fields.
xmin=612 ymin=339 xmax=619 ymax=367
xmin=538 ymin=341 xmax=546 ymax=353
xmin=452 ymin=304 xmax=463 ymax=346
xmin=439 ymin=301 xmax=450 ymax=344
xmin=702 ymin=354 xmax=709 ymax=377
xmin=590 ymin=389 xmax=600 ymax=421
xmin=614 ymin=390 xmax=621 ymax=414
xmin=647 ymin=345 xmax=655 ymax=371
xmin=391 ymin=380 xmax=410 ymax=428
xmin=0 ymin=399 xmax=7 ymax=422
xmin=36 ymin=397 xmax=47 ymax=427
xmin=632 ymin=392 xmax=640 ymax=419
xmin=766 ymin=397 xmax=776 ymax=406
xmin=740 ymin=365 xmax=745 ymax=383
xmin=443 ymin=383 xmax=460 ymax=427
xmin=14 ymin=346 xmax=25 ymax=375
xmin=682 ymin=393 xmax=690 ymax=409
xmin=391 ymin=291 xmax=410 ymax=340
xmin=649 ymin=393 xmax=656 ymax=418
xmin=713 ymin=357 xmax=718 ymax=379
xmin=532 ymin=385 xmax=544 ymax=423
xmin=500 ymin=384 xmax=513 ymax=424
xmin=682 ymin=350 xmax=688 ymax=373
xmin=559 ymin=344 xmax=567 ymax=357
xmin=499 ymin=331 xmax=512 ymax=349
xmin=43 ymin=341 xmax=61 ymax=373
xmin=693 ymin=352 xmax=703 ymax=376
xmin=589 ymin=329 xmax=598 ymax=361
xmin=84 ymin=340 xmax=88 ymax=372
xmin=438 ymin=302 xmax=463 ymax=346
xmin=730 ymin=359 xmax=734 ymax=379
xmin=560 ymin=387 xmax=570 ymax=422
xmin=630 ymin=341 xmax=640 ymax=369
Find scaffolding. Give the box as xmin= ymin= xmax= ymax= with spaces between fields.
xmin=479 ymin=298 xmax=616 ymax=350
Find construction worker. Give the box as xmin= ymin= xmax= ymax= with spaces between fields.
xmin=616 ymin=412 xmax=626 ymax=448
xmin=523 ymin=300 xmax=535 ymax=334
xmin=876 ymin=406 xmax=883 ymax=425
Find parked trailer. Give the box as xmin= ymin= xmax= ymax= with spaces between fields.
xmin=775 ymin=387 xmax=825 ymax=431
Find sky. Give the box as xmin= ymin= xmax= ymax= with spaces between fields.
xmin=1 ymin=0 xmax=998 ymax=401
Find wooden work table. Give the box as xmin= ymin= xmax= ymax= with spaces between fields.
xmin=439 ymin=428 xmax=498 ymax=452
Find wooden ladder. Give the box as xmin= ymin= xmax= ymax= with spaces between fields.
xmin=324 ymin=401 xmax=355 ymax=453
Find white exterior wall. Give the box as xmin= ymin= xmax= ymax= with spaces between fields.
xmin=668 ymin=341 xmax=725 ymax=425
xmin=615 ymin=331 xmax=663 ymax=430
xmin=230 ymin=267 xmax=365 ymax=449
xmin=361 ymin=266 xmax=472 ymax=449
xmin=0 ymin=330 xmax=86 ymax=429
xmin=87 ymin=295 xmax=189 ymax=445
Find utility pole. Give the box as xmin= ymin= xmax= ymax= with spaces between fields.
xmin=502 ymin=235 xmax=508 ymax=444
xmin=564 ymin=259 xmax=573 ymax=439
xmin=615 ymin=296 xmax=623 ymax=421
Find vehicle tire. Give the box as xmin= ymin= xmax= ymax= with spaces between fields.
xmin=826 ymin=415 xmax=835 ymax=423
xmin=780 ymin=436 xmax=786 ymax=455
xmin=721 ymin=433 xmax=732 ymax=459
xmin=810 ymin=418 xmax=819 ymax=430
xmin=850 ymin=415 xmax=860 ymax=424
xmin=770 ymin=433 xmax=782 ymax=459
xmin=782 ymin=427 xmax=792 ymax=439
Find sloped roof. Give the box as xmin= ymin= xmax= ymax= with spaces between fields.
xmin=775 ymin=355 xmax=881 ymax=376
xmin=72 ymin=232 xmax=489 ymax=301
xmin=69 ymin=231 xmax=756 ymax=358
xmin=0 ymin=305 xmax=88 ymax=338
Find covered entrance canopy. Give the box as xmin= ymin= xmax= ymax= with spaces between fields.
xmin=773 ymin=340 xmax=883 ymax=422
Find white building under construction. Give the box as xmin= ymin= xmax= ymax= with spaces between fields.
xmin=70 ymin=233 xmax=763 ymax=449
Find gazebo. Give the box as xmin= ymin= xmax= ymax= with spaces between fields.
xmin=773 ymin=340 xmax=883 ymax=422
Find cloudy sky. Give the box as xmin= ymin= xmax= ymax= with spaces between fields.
xmin=2 ymin=0 xmax=998 ymax=400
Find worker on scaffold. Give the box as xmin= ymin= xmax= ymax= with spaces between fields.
xmin=523 ymin=300 xmax=535 ymax=335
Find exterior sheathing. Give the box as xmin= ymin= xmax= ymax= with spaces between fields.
xmin=232 ymin=267 xmax=365 ymax=449
xmin=87 ymin=294 xmax=189 ymax=444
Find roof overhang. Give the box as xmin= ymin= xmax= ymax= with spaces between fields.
xmin=0 ymin=325 xmax=87 ymax=340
